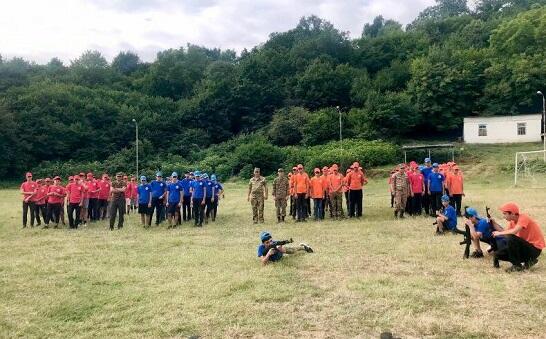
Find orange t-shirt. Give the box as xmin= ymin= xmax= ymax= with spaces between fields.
xmin=310 ymin=176 xmax=325 ymax=199
xmin=321 ymin=175 xmax=329 ymax=193
xmin=508 ymin=214 xmax=545 ymax=250
xmin=329 ymin=173 xmax=343 ymax=193
xmin=293 ymin=173 xmax=309 ymax=194
xmin=347 ymin=171 xmax=366 ymax=190
xmin=447 ymin=174 xmax=464 ymax=194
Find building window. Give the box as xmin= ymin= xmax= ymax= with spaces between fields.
xmin=478 ymin=124 xmax=487 ymax=136
xmin=517 ymin=122 xmax=526 ymax=136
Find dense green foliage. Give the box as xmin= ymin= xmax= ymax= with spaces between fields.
xmin=1 ymin=1 xmax=545 ymax=179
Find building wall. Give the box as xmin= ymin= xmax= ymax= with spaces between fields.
xmin=464 ymin=115 xmax=542 ymax=144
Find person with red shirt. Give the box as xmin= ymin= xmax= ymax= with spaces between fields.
xmin=446 ymin=166 xmax=464 ymax=216
xmin=20 ymin=172 xmax=37 ymax=228
xmin=86 ymin=173 xmax=100 ymax=222
xmin=346 ymin=162 xmax=367 ymax=218
xmin=328 ymin=164 xmax=345 ymax=220
xmin=66 ymin=174 xmax=84 ymax=229
xmin=293 ymin=164 xmax=310 ymax=222
xmin=310 ymin=168 xmax=325 ymax=221
xmin=408 ymin=167 xmax=425 ymax=216
xmin=492 ymin=202 xmax=545 ymax=272
xmin=97 ymin=174 xmax=111 ymax=220
xmin=126 ymin=176 xmax=138 ymax=214
xmin=33 ymin=178 xmax=50 ymax=227
xmin=47 ymin=177 xmax=66 ymax=228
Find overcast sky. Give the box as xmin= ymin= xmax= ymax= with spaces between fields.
xmin=0 ymin=0 xmax=435 ymax=64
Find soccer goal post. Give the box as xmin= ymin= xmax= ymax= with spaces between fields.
xmin=514 ymin=150 xmax=546 ymax=187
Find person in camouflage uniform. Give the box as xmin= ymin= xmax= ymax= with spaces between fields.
xmin=247 ymin=167 xmax=268 ymax=224
xmin=272 ymin=168 xmax=289 ymax=223
xmin=390 ymin=164 xmax=412 ymax=219
xmin=109 ymin=172 xmax=127 ymax=230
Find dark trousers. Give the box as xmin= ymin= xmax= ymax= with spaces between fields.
xmin=390 ymin=193 xmax=394 ymax=208
xmin=422 ymin=191 xmax=430 ymax=215
xmin=98 ymin=199 xmax=108 ymax=219
xmin=193 ymin=198 xmax=204 ymax=226
xmin=290 ymin=196 xmax=296 ymax=218
xmin=204 ymin=197 xmax=212 ymax=221
xmin=405 ymin=196 xmax=412 ymax=214
xmin=47 ymin=203 xmax=61 ymax=225
xmin=211 ymin=197 xmax=219 ymax=221
xmin=22 ymin=201 xmax=36 ymax=227
xmin=411 ymin=193 xmax=423 ymax=215
xmin=344 ymin=192 xmax=350 ymax=215
xmin=109 ymin=199 xmax=125 ymax=229
xmin=88 ymin=198 xmax=99 ymax=221
xmin=182 ymin=196 xmax=192 ymax=221
xmin=495 ymin=234 xmax=542 ymax=267
xmin=306 ymin=198 xmax=311 ymax=216
xmin=430 ymin=192 xmax=442 ymax=216
xmin=313 ymin=198 xmax=323 ymax=220
xmin=67 ymin=203 xmax=81 ymax=229
xmin=34 ymin=204 xmax=47 ymax=225
xmin=349 ymin=189 xmax=363 ymax=217
xmin=150 ymin=197 xmax=165 ymax=225
xmin=295 ymin=193 xmax=307 ymax=221
xmin=450 ymin=194 xmax=463 ymax=216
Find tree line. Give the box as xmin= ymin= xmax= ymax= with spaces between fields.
xmin=1 ymin=0 xmax=545 ymax=178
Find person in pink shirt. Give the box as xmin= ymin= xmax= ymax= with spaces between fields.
xmin=86 ymin=173 xmax=100 ymax=222
xmin=66 ymin=174 xmax=84 ymax=229
xmin=20 ymin=172 xmax=37 ymax=228
xmin=33 ymin=178 xmax=50 ymax=227
xmin=126 ymin=176 xmax=138 ymax=214
xmin=47 ymin=176 xmax=66 ymax=228
xmin=409 ymin=166 xmax=425 ymax=216
xmin=97 ymin=174 xmax=111 ymax=220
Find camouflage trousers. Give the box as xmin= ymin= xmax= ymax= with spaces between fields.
xmin=275 ymin=198 xmax=287 ymax=218
xmin=330 ymin=191 xmax=344 ymax=218
xmin=394 ymin=192 xmax=408 ymax=212
xmin=251 ymin=195 xmax=264 ymax=223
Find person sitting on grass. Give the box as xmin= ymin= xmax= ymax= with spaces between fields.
xmin=463 ymin=207 xmax=503 ymax=259
xmin=257 ymin=231 xmax=313 ymax=265
xmin=491 ymin=202 xmax=544 ymax=272
xmin=434 ymin=194 xmax=457 ymax=235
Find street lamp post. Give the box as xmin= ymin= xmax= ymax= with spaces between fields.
xmin=131 ymin=119 xmax=139 ymax=177
xmin=538 ymin=91 xmax=545 ymax=161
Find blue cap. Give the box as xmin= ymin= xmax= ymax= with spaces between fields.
xmin=156 ymin=171 xmax=163 ymax=177
xmin=432 ymin=163 xmax=439 ymax=168
xmin=441 ymin=194 xmax=450 ymax=202
xmin=171 ymin=172 xmax=178 ymax=177
xmin=260 ymin=231 xmax=272 ymax=242
xmin=424 ymin=158 xmax=431 ymax=163
xmin=203 ymin=173 xmax=209 ymax=179
xmin=465 ymin=207 xmax=478 ymax=218
xmin=194 ymin=171 xmax=201 ymax=177
xmin=140 ymin=175 xmax=147 ymax=181
xmin=211 ymin=174 xmax=217 ymax=181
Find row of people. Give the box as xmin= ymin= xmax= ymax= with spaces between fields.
xmin=20 ymin=171 xmax=224 ymax=230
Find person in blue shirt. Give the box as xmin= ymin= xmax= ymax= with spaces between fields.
xmin=421 ymin=158 xmax=433 ymax=215
xmin=190 ymin=171 xmax=206 ymax=227
xmin=464 ymin=207 xmax=506 ymax=259
xmin=210 ymin=174 xmax=224 ymax=222
xmin=180 ymin=172 xmax=193 ymax=222
xmin=257 ymin=231 xmax=314 ymax=266
xmin=165 ymin=172 xmax=183 ymax=229
xmin=149 ymin=172 xmax=167 ymax=226
xmin=427 ymin=163 xmax=445 ymax=217
xmin=137 ymin=176 xmax=152 ymax=227
xmin=435 ymin=195 xmax=457 ymax=234
xmin=202 ymin=173 xmax=215 ymax=224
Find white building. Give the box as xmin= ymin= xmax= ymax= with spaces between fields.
xmin=463 ymin=114 xmax=543 ymax=144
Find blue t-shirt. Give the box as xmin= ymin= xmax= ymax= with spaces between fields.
xmin=191 ymin=180 xmax=206 ymax=199
xmin=443 ymin=205 xmax=457 ymax=230
xmin=213 ymin=182 xmax=223 ymax=197
xmin=180 ymin=178 xmax=192 ymax=197
xmin=428 ymin=172 xmax=445 ymax=193
xmin=257 ymin=244 xmax=283 ymax=262
xmin=137 ymin=184 xmax=151 ymax=205
xmin=150 ymin=180 xmax=167 ymax=198
xmin=205 ymin=180 xmax=214 ymax=198
xmin=421 ymin=166 xmax=433 ymax=186
xmin=475 ymin=218 xmax=493 ymax=239
xmin=167 ymin=181 xmax=182 ymax=203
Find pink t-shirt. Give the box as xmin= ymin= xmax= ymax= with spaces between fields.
xmin=20 ymin=181 xmax=37 ymax=201
xmin=98 ymin=180 xmax=111 ymax=200
xmin=67 ymin=183 xmax=84 ymax=204
xmin=409 ymin=173 xmax=424 ymax=194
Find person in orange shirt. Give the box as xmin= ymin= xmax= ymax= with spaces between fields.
xmin=289 ymin=166 xmax=297 ymax=220
xmin=321 ymin=166 xmax=331 ymax=218
xmin=310 ymin=168 xmax=325 ymax=221
xmin=446 ymin=166 xmax=464 ymax=216
xmin=344 ymin=168 xmax=351 ymax=214
xmin=328 ymin=164 xmax=345 ymax=220
xmin=293 ymin=164 xmax=310 ymax=222
xmin=492 ymin=202 xmax=545 ymax=272
xmin=346 ymin=162 xmax=368 ymax=218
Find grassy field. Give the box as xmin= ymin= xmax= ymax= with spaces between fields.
xmin=1 ymin=145 xmax=546 ymax=338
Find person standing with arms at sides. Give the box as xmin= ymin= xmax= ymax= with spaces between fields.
xmin=248 ymin=167 xmax=268 ymax=224
xmin=391 ymin=164 xmax=411 ymax=219
xmin=346 ymin=162 xmax=367 ymax=218
xmin=125 ymin=176 xmax=138 ymax=214
xmin=97 ymin=174 xmax=110 ymax=220
xmin=310 ymin=168 xmax=325 ymax=221
xmin=202 ymin=173 xmax=215 ymax=224
xmin=180 ymin=172 xmax=193 ymax=222
xmin=165 ymin=172 xmax=183 ymax=229
xmin=427 ymin=163 xmax=445 ymax=217
xmin=210 ymin=174 xmax=223 ymax=222
xmin=272 ymin=168 xmax=289 ymax=223
xmin=149 ymin=172 xmax=167 ymax=226
xmin=190 ymin=171 xmax=206 ymax=227
xmin=446 ymin=166 xmax=464 ymax=216
xmin=421 ymin=158 xmax=433 ymax=215
xmin=137 ymin=176 xmax=152 ymax=227
xmin=20 ymin=172 xmax=37 ymax=228
xmin=321 ymin=166 xmax=331 ymax=219
xmin=46 ymin=176 xmax=65 ymax=228
xmin=66 ymin=174 xmax=84 ymax=229
xmin=79 ymin=173 xmax=89 ymax=227
xmin=32 ymin=179 xmax=48 ymax=227
xmin=86 ymin=173 xmax=100 ymax=222
xmin=293 ymin=164 xmax=309 ymax=222
xmin=409 ymin=166 xmax=425 ymax=216
xmin=328 ymin=164 xmax=344 ymax=220
xmin=289 ymin=167 xmax=297 ymax=220
xmin=109 ymin=172 xmax=127 ymax=230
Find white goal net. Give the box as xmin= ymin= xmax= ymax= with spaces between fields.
xmin=514 ymin=150 xmax=546 ymax=187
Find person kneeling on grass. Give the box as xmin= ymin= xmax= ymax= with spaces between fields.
xmin=435 ymin=195 xmax=457 ymax=235
xmin=257 ymin=231 xmax=313 ymax=265
xmin=490 ymin=202 xmax=544 ymax=272
xmin=463 ymin=207 xmax=505 ymax=260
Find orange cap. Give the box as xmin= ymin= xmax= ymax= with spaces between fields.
xmin=499 ymin=202 xmax=519 ymax=215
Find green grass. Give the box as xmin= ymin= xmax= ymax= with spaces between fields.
xmin=1 ymin=144 xmax=546 ymax=338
